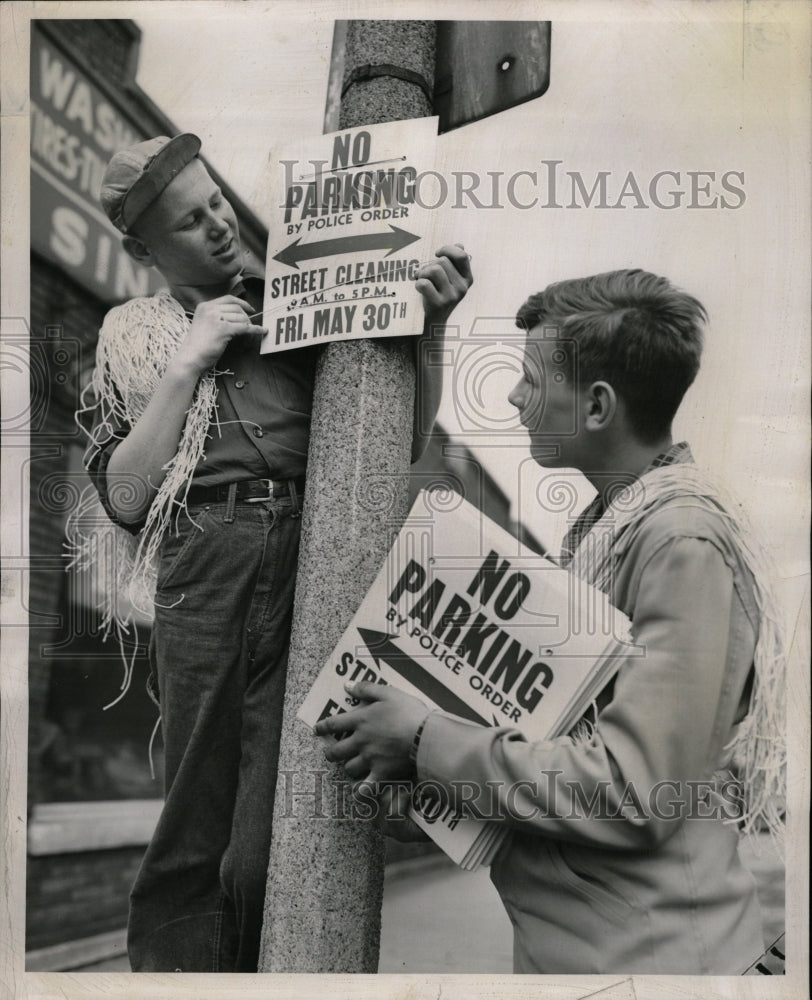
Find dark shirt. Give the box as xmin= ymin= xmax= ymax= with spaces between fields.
xmin=85 ymin=271 xmax=317 ymax=532
xmin=191 ymin=273 xmax=316 ymax=484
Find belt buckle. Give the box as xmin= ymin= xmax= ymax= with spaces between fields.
xmin=245 ymin=478 xmax=276 ymax=502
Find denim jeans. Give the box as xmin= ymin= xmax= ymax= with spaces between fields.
xmin=128 ymin=495 xmax=301 ymax=972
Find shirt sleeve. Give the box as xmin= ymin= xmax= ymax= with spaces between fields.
xmin=80 ymin=387 xmax=144 ymax=535
xmin=415 ymin=535 xmax=746 ymax=850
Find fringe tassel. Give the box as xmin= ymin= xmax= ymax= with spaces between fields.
xmin=65 ymin=292 xmax=218 ymax=701
xmin=148 ymin=713 xmax=162 ymax=782
xmin=569 ymin=464 xmax=787 ymax=852
xmin=569 ymin=700 xmax=600 ymax=745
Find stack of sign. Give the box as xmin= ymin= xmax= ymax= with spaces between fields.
xmin=299 ymin=490 xmax=631 ymax=870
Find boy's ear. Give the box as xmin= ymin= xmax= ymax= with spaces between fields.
xmin=122 ymin=235 xmax=154 ymax=267
xmin=584 ymin=380 xmax=617 ymax=431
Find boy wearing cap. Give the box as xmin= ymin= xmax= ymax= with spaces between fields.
xmin=82 ymin=134 xmax=472 ymax=972
xmin=315 ymin=270 xmax=785 ymax=974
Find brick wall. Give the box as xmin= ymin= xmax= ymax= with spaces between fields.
xmin=41 ymin=19 xmax=142 ymax=92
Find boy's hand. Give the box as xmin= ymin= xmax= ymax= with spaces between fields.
xmin=416 ymin=244 xmax=473 ymax=329
xmin=174 ymin=295 xmax=268 ymax=375
xmin=314 ymin=681 xmax=430 ymax=786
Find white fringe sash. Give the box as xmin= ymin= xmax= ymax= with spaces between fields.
xmin=569 ymin=464 xmax=786 ymax=849
xmin=66 ymin=292 xmax=218 ymax=702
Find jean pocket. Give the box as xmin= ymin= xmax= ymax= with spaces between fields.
xmin=155 ymin=509 xmax=211 ymax=594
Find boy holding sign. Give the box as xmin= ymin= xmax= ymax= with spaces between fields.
xmin=79 ymin=133 xmax=472 ymax=972
xmin=315 ymin=269 xmax=785 ymax=974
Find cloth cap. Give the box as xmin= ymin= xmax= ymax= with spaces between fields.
xmin=100 ymin=133 xmax=202 ymax=234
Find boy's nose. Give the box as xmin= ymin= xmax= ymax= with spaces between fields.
xmin=208 ymin=212 xmax=230 ymax=237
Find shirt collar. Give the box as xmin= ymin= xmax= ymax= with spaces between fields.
xmin=559 ymin=442 xmax=693 ymax=566
xmin=644 ymin=440 xmax=693 ymax=472
xmin=230 ymin=248 xmax=265 ymax=287
xmin=176 ymin=252 xmax=265 ymax=319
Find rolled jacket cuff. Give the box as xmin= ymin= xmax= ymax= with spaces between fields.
xmin=415 ymin=709 xmax=493 ymax=786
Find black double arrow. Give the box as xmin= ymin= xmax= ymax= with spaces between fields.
xmin=358 ymin=628 xmax=499 ymax=728
xmin=273 ymin=225 xmax=420 ymax=269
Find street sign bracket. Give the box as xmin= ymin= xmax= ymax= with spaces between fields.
xmin=434 ymin=21 xmax=552 ymax=134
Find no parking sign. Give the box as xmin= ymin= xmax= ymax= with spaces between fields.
xmin=261 ymin=118 xmax=439 ymax=354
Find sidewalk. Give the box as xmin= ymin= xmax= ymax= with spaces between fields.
xmin=73 ymin=833 xmax=782 ymax=973
xmin=73 ymin=852 xmax=512 ymax=974
xmin=380 ymin=854 xmax=512 ymax=973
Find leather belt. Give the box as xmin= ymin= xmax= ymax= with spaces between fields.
xmin=186 ymin=476 xmax=305 ymax=505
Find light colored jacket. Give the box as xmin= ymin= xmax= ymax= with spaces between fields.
xmin=415 ymin=492 xmax=766 ymax=973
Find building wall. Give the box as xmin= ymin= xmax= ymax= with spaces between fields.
xmin=26 ymin=848 xmax=144 ymax=954
xmin=44 ymin=19 xmax=142 ymax=91
xmin=28 ymin=255 xmax=109 ymax=813
xmin=26 ymin=18 xmax=269 ymax=964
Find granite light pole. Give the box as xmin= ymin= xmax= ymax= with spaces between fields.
xmin=258 ymin=20 xmax=437 ymax=973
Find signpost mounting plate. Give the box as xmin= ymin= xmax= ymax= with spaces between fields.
xmin=434 ymin=21 xmax=551 ymax=134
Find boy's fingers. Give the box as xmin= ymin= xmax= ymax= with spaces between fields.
xmin=415 ymin=278 xmax=444 ymax=310
xmin=345 ymin=680 xmax=386 ymax=702
xmin=434 ymin=254 xmax=470 ymax=292
xmin=314 ymin=708 xmax=360 ymax=736
xmin=435 ymin=243 xmax=473 ymax=283
xmin=416 ymin=271 xmax=464 ymax=312
xmin=415 ymin=265 xmax=455 ymax=304
xmin=323 ymin=732 xmax=362 ymax=762
xmin=416 ymin=256 xmax=471 ymax=303
xmin=199 ymin=294 xmax=253 ymax=315
xmin=343 ymin=756 xmax=371 ymax=781
xmin=233 ymin=325 xmax=268 ymax=336
xmin=419 ymin=257 xmax=458 ymax=288
xmin=218 ymin=294 xmax=254 ymax=312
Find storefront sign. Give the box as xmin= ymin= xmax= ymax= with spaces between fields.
xmin=30 ymin=27 xmax=164 ymax=303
